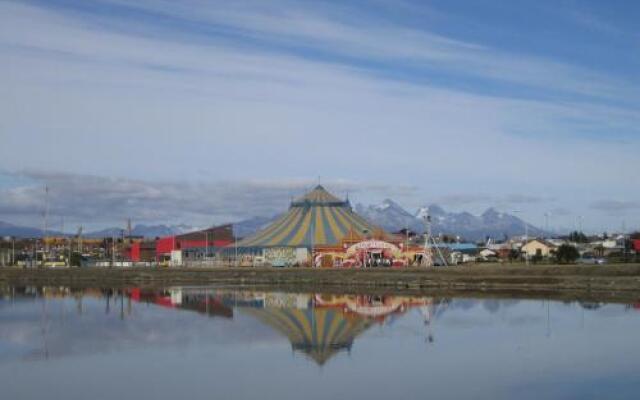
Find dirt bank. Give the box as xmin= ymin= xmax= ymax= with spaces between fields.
xmin=2 ymin=264 xmax=640 ymax=303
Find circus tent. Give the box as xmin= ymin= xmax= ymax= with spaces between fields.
xmin=236 ymin=185 xmax=386 ymax=249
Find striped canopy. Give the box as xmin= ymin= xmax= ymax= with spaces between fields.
xmin=243 ymin=307 xmax=373 ymax=365
xmin=237 ymin=185 xmax=383 ymax=248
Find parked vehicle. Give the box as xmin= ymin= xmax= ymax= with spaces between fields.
xmin=578 ymin=256 xmax=606 ymax=265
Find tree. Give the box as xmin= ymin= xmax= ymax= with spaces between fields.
xmin=555 ymin=244 xmax=580 ymax=264
xmin=568 ymin=231 xmax=588 ymax=243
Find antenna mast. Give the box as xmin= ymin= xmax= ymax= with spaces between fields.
xmin=422 ymin=210 xmax=447 ymax=267
xmin=43 ymin=185 xmax=50 ymax=258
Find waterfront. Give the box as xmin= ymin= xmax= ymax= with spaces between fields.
xmin=2 ymin=286 xmax=640 ymax=399
xmin=3 ymin=265 xmax=640 ymax=303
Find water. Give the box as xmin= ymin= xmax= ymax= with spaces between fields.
xmin=1 ymin=287 xmax=640 ymax=400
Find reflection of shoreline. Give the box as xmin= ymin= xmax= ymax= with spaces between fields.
xmin=4 ymin=266 xmax=640 ymax=304
xmin=2 ymin=286 xmax=447 ymax=366
xmin=2 ymin=286 xmax=639 ymax=367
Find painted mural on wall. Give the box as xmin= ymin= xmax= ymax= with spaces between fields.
xmin=263 ymin=247 xmax=298 ymax=267
xmin=315 ymin=239 xmax=427 ymax=268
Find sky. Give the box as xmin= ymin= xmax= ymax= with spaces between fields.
xmin=0 ymin=0 xmax=639 ymax=233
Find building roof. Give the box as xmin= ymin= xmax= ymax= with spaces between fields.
xmin=236 ymin=185 xmax=386 ymax=248
xmin=523 ymin=238 xmax=558 ymax=248
xmin=176 ymin=224 xmax=234 ymax=241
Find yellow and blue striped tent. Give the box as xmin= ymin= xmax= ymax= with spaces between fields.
xmin=236 ymin=185 xmax=385 ymax=248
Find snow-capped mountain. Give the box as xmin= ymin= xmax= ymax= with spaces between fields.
xmin=356 ymin=199 xmax=424 ymax=233
xmin=1 ymin=200 xmax=545 ymax=242
xmin=357 ymin=201 xmax=545 ymax=241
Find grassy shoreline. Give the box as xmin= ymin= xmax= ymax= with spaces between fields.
xmin=2 ymin=264 xmax=640 ymax=303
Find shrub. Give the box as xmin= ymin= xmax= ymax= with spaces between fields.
xmin=555 ymin=244 xmax=579 ymax=264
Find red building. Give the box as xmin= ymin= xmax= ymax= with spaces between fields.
xmin=155 ymin=224 xmax=235 ymax=261
xmin=127 ymin=240 xmax=156 ymax=262
xmin=123 ymin=224 xmax=235 ymax=262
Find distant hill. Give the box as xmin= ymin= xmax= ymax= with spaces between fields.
xmin=0 ymin=221 xmax=64 ymax=238
xmin=232 ymin=214 xmax=280 ymax=239
xmin=86 ymin=224 xmax=200 ymax=238
xmin=1 ymin=199 xmax=546 ymax=242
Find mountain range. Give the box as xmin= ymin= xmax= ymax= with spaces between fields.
xmin=84 ymin=224 xmax=199 ymax=238
xmin=0 ymin=200 xmax=545 ymax=241
xmin=0 ymin=221 xmax=64 ymax=239
xmin=355 ymin=199 xmax=545 ymax=241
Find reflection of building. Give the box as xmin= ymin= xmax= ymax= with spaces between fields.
xmin=244 ymin=307 xmax=373 ymax=365
xmin=128 ymin=288 xmax=234 ymax=318
xmin=243 ymin=292 xmax=435 ymax=365
xmin=3 ymin=286 xmax=447 ymax=366
xmin=314 ymin=293 xmax=432 ymax=321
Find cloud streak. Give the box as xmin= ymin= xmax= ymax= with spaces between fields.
xmin=0 ymin=170 xmax=419 ymax=228
xmin=590 ymin=200 xmax=640 ymax=215
xmin=0 ymin=0 xmax=638 ymax=231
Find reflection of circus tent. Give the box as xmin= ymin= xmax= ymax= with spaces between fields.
xmin=243 ymin=307 xmax=373 ymax=366
xmin=314 ymin=294 xmax=433 ymax=321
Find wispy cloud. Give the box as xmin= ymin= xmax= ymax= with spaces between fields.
xmin=0 ymin=170 xmax=418 ymax=228
xmin=435 ymin=193 xmax=553 ymax=208
xmin=16 ymin=0 xmax=637 ymax=103
xmin=0 ymin=1 xmax=638 ymax=231
xmin=590 ymin=199 xmax=640 ymax=215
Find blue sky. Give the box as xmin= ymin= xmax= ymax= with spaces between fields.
xmin=0 ymin=0 xmax=638 ymax=232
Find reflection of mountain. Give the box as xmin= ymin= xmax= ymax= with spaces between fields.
xmin=243 ymin=307 xmax=373 ymax=365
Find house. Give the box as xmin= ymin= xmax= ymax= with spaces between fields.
xmin=521 ymin=239 xmax=558 ymax=258
xmin=479 ymin=248 xmax=497 ymax=259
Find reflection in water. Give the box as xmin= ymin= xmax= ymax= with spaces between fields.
xmin=0 ymin=286 xmax=449 ymax=365
xmin=2 ymin=286 xmax=640 ymax=400
xmin=125 ymin=288 xmax=443 ymax=365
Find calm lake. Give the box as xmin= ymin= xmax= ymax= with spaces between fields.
xmin=1 ymin=286 xmax=640 ymax=399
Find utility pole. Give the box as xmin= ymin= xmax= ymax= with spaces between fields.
xmin=43 ymin=185 xmax=49 ymax=259
xmin=525 ymin=222 xmax=529 ymax=266
xmin=234 ymin=234 xmax=238 ymax=268
xmin=579 ymin=216 xmax=584 ymax=233
xmin=77 ymin=226 xmax=83 ymax=253
xmin=205 ymin=230 xmax=209 ymax=264
xmin=513 ymin=210 xmax=528 ymax=266
xmin=112 ymin=235 xmax=116 ymax=268
xmin=309 ymin=208 xmax=315 ymax=268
